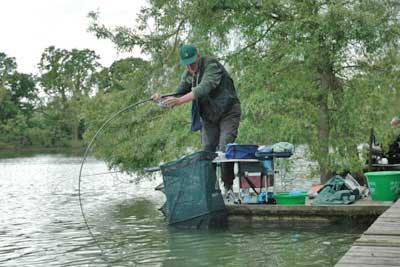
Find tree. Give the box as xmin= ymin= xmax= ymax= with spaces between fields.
xmin=0 ymin=53 xmax=19 ymax=123
xmin=0 ymin=52 xmax=40 ymax=146
xmin=95 ymin=57 xmax=152 ymax=93
xmin=7 ymin=72 xmax=37 ymax=116
xmin=38 ymin=46 xmax=101 ymax=141
xmin=88 ymin=0 xmax=400 ymax=183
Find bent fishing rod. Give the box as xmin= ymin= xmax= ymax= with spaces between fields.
xmin=78 ymin=93 xmax=178 ymax=263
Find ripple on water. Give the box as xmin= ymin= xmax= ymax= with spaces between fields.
xmin=0 ymin=154 xmax=363 ymax=267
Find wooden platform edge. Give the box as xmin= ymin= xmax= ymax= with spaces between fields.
xmin=335 ymin=198 xmax=400 ymax=267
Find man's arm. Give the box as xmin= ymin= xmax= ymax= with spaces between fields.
xmin=152 ymin=70 xmax=192 ymax=103
xmin=163 ymin=71 xmax=195 ymax=107
xmin=164 ymin=91 xmax=194 ymax=107
xmin=192 ymin=63 xmax=222 ymax=99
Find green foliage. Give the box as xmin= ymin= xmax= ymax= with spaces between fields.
xmin=0 ymin=86 xmax=18 ymax=122
xmin=3 ymin=1 xmax=400 ymax=184
xmin=38 ymin=46 xmax=100 ymax=99
xmin=0 ymin=48 xmax=101 ymax=148
xmin=38 ymin=46 xmax=101 ymax=141
xmin=0 ymin=52 xmax=43 ymax=147
xmin=95 ymin=57 xmax=152 ymax=93
xmin=87 ymin=0 xmax=400 ymax=182
xmin=0 ymin=72 xmax=37 ymax=123
xmin=0 ymin=113 xmax=29 ymax=145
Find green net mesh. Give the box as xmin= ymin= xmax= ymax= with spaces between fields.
xmin=160 ymin=151 xmax=227 ymax=227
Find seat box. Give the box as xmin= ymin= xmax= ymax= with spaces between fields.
xmin=240 ymin=172 xmax=265 ymax=188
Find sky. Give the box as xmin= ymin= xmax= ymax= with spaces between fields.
xmin=0 ymin=0 xmax=147 ymax=75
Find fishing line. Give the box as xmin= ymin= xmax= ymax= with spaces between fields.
xmin=78 ymin=98 xmax=151 ymax=264
xmin=80 ymin=170 xmax=123 ymax=178
xmin=78 ymin=93 xmax=177 ymax=264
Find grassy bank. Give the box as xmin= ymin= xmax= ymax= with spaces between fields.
xmin=0 ymin=142 xmax=86 ymax=158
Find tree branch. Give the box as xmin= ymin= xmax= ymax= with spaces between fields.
xmin=224 ymin=20 xmax=278 ymax=60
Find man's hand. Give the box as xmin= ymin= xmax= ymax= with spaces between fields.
xmin=164 ymin=97 xmax=181 ymax=108
xmin=151 ymin=93 xmax=161 ymax=101
xmin=391 ymin=117 xmax=400 ymax=128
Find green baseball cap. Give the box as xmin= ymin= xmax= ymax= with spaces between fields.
xmin=179 ymin=44 xmax=198 ymax=65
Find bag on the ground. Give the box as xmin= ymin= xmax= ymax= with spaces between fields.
xmin=312 ymin=175 xmax=362 ymax=205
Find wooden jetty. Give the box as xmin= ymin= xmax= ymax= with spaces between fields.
xmin=226 ymin=197 xmax=392 ymax=224
xmin=335 ymin=198 xmax=400 ymax=267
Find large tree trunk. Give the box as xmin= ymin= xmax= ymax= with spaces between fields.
xmin=318 ymin=92 xmax=330 ymax=184
xmin=318 ymin=64 xmax=336 ymax=184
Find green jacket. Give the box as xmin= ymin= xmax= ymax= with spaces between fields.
xmin=176 ymin=56 xmax=240 ymax=122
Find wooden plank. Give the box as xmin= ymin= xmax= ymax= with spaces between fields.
xmin=338 ymin=257 xmax=400 ymax=266
xmin=337 ymin=247 xmax=400 ymax=266
xmin=380 ymin=207 xmax=400 ymax=213
xmin=365 ymin=229 xmax=400 ymax=236
xmin=345 ymin=245 xmax=400 ymax=255
xmin=366 ymin=228 xmax=400 ymax=235
xmin=385 ymin=206 xmax=400 ymax=211
xmin=379 ymin=216 xmax=400 ymax=221
xmin=367 ymin=227 xmax=400 ymax=233
xmin=334 ymin=199 xmax=400 ymax=267
xmin=380 ymin=212 xmax=400 ymax=218
xmin=378 ymin=207 xmax=400 ymax=213
xmin=381 ymin=207 xmax=400 ymax=212
xmin=377 ymin=214 xmax=400 ymax=220
xmin=367 ymin=224 xmax=400 ymax=229
xmin=356 ymin=235 xmax=400 ymax=247
xmin=385 ymin=209 xmax=400 ymax=213
xmin=336 ymin=263 xmax=400 ymax=267
xmin=391 ymin=200 xmax=400 ymax=207
xmin=372 ymin=221 xmax=400 ymax=227
xmin=366 ymin=221 xmax=400 ymax=235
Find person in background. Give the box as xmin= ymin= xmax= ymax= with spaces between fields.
xmin=152 ymin=44 xmax=241 ymax=192
xmin=386 ymin=117 xmax=400 ymax=164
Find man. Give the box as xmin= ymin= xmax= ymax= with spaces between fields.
xmin=152 ymin=44 xmax=241 ymax=191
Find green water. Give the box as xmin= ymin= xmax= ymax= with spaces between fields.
xmin=0 ymin=153 xmax=364 ymax=266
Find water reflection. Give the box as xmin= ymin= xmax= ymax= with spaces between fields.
xmin=0 ymin=154 xmax=363 ymax=267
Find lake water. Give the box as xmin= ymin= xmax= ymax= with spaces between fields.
xmin=0 ymin=153 xmax=365 ymax=266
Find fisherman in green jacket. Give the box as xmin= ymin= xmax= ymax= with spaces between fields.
xmin=152 ymin=44 xmax=241 ymax=191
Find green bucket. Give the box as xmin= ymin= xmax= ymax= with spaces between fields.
xmin=364 ymin=171 xmax=400 ymax=201
xmin=275 ymin=192 xmax=307 ymax=205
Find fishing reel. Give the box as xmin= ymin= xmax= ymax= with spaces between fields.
xmin=153 ymin=93 xmax=181 ymax=109
xmin=157 ymin=99 xmax=167 ymax=108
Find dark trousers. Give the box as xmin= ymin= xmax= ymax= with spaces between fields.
xmin=201 ymin=103 xmax=241 ymax=188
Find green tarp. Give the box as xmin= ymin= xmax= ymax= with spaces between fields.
xmin=312 ymin=175 xmax=361 ymax=205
